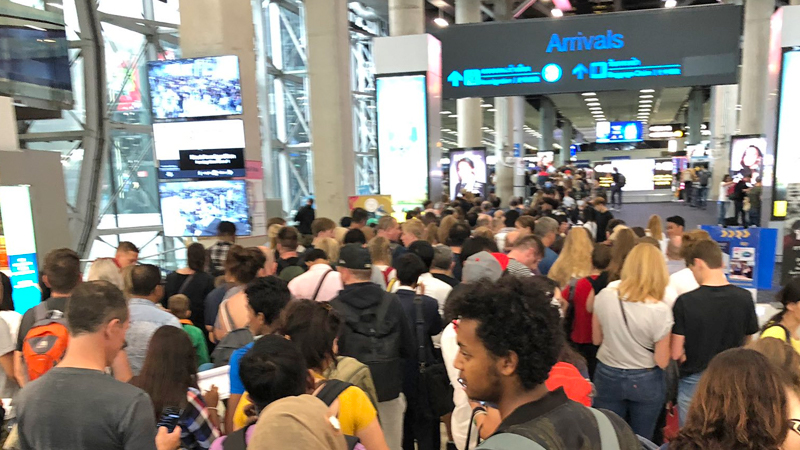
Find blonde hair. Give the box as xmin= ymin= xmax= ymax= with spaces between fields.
xmin=168 ymin=294 xmax=190 ymax=319
xmin=473 ymin=226 xmax=494 ymax=240
xmin=647 ymin=215 xmax=664 ymax=241
xmin=437 ymin=215 xmax=458 ymax=245
xmin=618 ymin=243 xmax=669 ymax=303
xmin=607 ymin=228 xmax=638 ymax=282
xmin=402 ymin=219 xmax=426 ymax=240
xmin=369 ymin=236 xmax=392 ymax=266
xmin=549 ymin=228 xmax=594 ymax=288
xmin=425 ymin=223 xmax=439 ymax=245
xmin=268 ymin=224 xmax=283 ymax=250
xmin=87 ymin=257 xmax=124 ymax=290
xmin=315 ymin=238 xmax=340 ymax=264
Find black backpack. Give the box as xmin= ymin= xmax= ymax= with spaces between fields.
xmin=223 ymin=380 xmax=361 ymax=450
xmin=332 ymin=292 xmax=404 ymax=403
xmin=617 ymin=173 xmax=626 ymax=187
xmin=211 ymin=328 xmax=254 ymax=367
xmin=698 ymin=170 xmax=711 ymax=186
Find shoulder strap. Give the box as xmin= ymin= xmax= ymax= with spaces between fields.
xmin=382 ymin=267 xmax=393 ymax=285
xmin=312 ymin=269 xmax=333 ymax=302
xmin=477 ymin=433 xmax=545 ymax=450
xmin=316 ymin=379 xmax=354 ymax=406
xmin=617 ymin=297 xmax=654 ymax=353
xmin=414 ymin=296 xmax=426 ymax=368
xmin=222 ymin=423 xmax=252 ymax=450
xmin=223 ymin=301 xmax=236 ymax=332
xmin=568 ymin=278 xmax=578 ymax=304
xmin=177 ymin=274 xmax=195 ymax=295
xmin=386 ymin=278 xmax=398 ymax=292
xmin=589 ymin=409 xmax=621 ymax=450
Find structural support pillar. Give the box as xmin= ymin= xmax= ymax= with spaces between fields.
xmin=540 ymin=97 xmax=556 ymax=153
xmin=560 ymin=120 xmax=573 ymax=165
xmin=739 ymin=0 xmax=772 ymax=136
xmin=304 ymin=0 xmax=355 ymax=220
xmin=687 ymin=88 xmax=704 ymax=146
xmin=456 ymin=0 xmax=482 ymax=148
xmin=494 ymin=97 xmax=514 ymax=205
xmin=513 ymin=97 xmax=527 ymax=199
xmin=389 ymin=0 xmax=424 ymax=35
xmin=709 ymin=84 xmax=739 ymax=199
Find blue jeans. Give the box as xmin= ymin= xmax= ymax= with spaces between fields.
xmin=749 ymin=207 xmax=761 ymax=227
xmin=718 ymin=201 xmax=728 ymax=225
xmin=695 ymin=186 xmax=708 ymax=208
xmin=593 ymin=362 xmax=665 ymax=441
xmin=677 ymin=372 xmax=703 ymax=427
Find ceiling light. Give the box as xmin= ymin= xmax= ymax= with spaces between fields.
xmin=589 ymin=107 xmax=602 ymax=111
xmin=440 ymin=111 xmax=452 ymax=115
xmin=640 ymin=89 xmax=655 ymax=93
xmin=640 ymin=95 xmax=654 ymax=99
xmin=587 ymin=102 xmax=601 ymax=107
xmin=584 ymin=98 xmax=599 ymax=102
xmin=664 ymin=0 xmax=677 ymax=8
xmin=481 ymin=103 xmax=492 ymax=108
xmin=639 ymin=100 xmax=653 ymax=104
xmin=448 ymin=114 xmax=457 ymax=118
xmin=487 ymin=109 xmax=497 ymax=112
xmin=551 ymin=8 xmax=564 ymax=17
xmin=434 ymin=17 xmax=449 ymax=27
xmin=582 ymin=92 xmax=597 ymax=96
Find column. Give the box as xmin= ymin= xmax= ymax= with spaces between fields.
xmin=513 ymin=97 xmax=527 ymax=199
xmin=494 ymin=97 xmax=514 ymax=205
xmin=738 ymin=0 xmax=772 ymax=136
xmin=687 ymin=88 xmax=704 ymax=145
xmin=540 ymin=97 xmax=556 ymax=153
xmin=0 ymin=97 xmax=18 ymax=152
xmin=389 ymin=0 xmax=424 ymax=36
xmin=561 ymin=120 xmax=573 ymax=165
xmin=456 ymin=0 xmax=482 ymax=148
xmin=709 ymin=85 xmax=739 ymax=199
xmin=304 ymin=0 xmax=355 ymax=220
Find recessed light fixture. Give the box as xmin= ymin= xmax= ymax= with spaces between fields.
xmin=640 ymin=89 xmax=655 ymax=93
xmin=481 ymin=103 xmax=492 ymax=108
xmin=448 ymin=114 xmax=458 ymax=118
xmin=440 ymin=111 xmax=452 ymax=115
xmin=551 ymin=8 xmax=564 ymax=17
xmin=639 ymin=100 xmax=653 ymax=104
xmin=665 ymin=0 xmax=677 ymax=8
xmin=640 ymin=95 xmax=654 ymax=99
xmin=487 ymin=109 xmax=497 ymax=112
xmin=582 ymin=92 xmax=597 ymax=96
xmin=587 ymin=102 xmax=601 ymax=107
xmin=584 ymin=98 xmax=599 ymax=102
xmin=434 ymin=17 xmax=449 ymax=27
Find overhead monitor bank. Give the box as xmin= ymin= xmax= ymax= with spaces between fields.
xmin=435 ymin=4 xmax=742 ymax=98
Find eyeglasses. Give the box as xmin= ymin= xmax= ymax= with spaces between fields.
xmin=789 ymin=419 xmax=800 ymax=436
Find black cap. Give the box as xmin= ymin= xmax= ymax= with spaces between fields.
xmin=338 ymin=244 xmax=372 ymax=270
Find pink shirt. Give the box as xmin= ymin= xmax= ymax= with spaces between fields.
xmin=288 ymin=264 xmax=344 ymax=302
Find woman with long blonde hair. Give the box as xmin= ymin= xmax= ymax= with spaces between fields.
xmin=592 ymin=243 xmax=673 ymax=441
xmin=549 ymin=228 xmax=594 ymax=288
xmin=646 ymin=215 xmax=665 ymax=241
xmin=437 ymin=215 xmax=458 ymax=245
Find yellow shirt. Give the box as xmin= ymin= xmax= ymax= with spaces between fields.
xmin=233 ymin=381 xmax=378 ymax=435
xmin=761 ymin=325 xmax=800 ymax=353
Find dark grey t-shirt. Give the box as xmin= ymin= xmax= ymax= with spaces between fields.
xmin=16 ymin=367 xmax=157 ymax=450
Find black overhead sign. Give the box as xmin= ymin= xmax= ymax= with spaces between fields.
xmin=435 ymin=5 xmax=742 ymax=99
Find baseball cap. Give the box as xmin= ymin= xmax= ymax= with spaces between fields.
xmin=338 ymin=244 xmax=371 ymax=270
xmin=463 ymin=251 xmax=502 ymax=283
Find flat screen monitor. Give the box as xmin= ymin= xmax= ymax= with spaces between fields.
xmin=148 ymin=55 xmax=243 ymax=121
xmin=153 ymin=119 xmax=246 ymax=179
xmin=596 ymin=121 xmax=643 ymax=143
xmin=593 ymin=159 xmax=657 ymax=191
xmin=376 ymin=74 xmax=429 ymax=210
xmin=449 ymin=148 xmax=487 ymax=200
xmin=729 ymin=135 xmax=765 ymax=183
xmin=159 ymin=180 xmax=251 ymax=237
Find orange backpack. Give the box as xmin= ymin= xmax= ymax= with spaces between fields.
xmin=22 ymin=304 xmax=69 ymax=381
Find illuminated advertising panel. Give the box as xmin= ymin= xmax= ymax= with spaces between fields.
xmin=377 ymin=74 xmax=429 ymax=210
xmin=0 ymin=186 xmax=40 ymax=313
xmin=773 ymin=49 xmax=800 ymax=218
xmin=450 ymin=148 xmax=487 ymax=200
xmin=596 ymin=121 xmax=643 ymax=144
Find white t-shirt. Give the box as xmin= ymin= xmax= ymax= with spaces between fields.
xmin=718 ymin=181 xmax=729 ymax=202
xmin=440 ymin=323 xmax=477 ymax=450
xmin=669 ymin=267 xmax=700 ymax=299
xmin=594 ymin=285 xmax=674 ymax=369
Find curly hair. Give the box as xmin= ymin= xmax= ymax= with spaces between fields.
xmin=452 ymin=276 xmax=563 ymax=389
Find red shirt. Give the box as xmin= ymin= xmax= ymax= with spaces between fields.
xmin=546 ymin=362 xmax=593 ymax=407
xmin=562 ymin=276 xmax=596 ymax=344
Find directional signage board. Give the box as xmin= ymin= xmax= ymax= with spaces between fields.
xmin=436 ymin=5 xmax=742 ymax=99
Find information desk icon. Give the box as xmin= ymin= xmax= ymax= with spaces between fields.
xmin=542 ymin=64 xmax=562 ymax=83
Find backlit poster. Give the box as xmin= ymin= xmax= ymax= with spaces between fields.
xmin=0 ymin=186 xmax=40 ymax=314
xmin=377 ymin=75 xmax=429 ymax=210
xmin=730 ymin=135 xmax=766 ymax=182
xmin=774 ymin=50 xmax=800 ymax=218
xmin=449 ymin=148 xmax=487 ymax=200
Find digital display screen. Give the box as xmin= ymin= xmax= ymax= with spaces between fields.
xmin=0 ymin=25 xmax=71 ymax=91
xmin=158 ymin=180 xmax=251 ymax=237
xmin=729 ymin=135 xmax=766 ymax=182
xmin=158 ymin=148 xmax=246 ymax=180
xmin=377 ymin=74 xmax=429 ymax=210
xmin=152 ymin=119 xmax=246 ymax=160
xmin=449 ymin=148 xmax=487 ymax=200
xmin=593 ymin=159 xmax=658 ymax=191
xmin=773 ymin=49 xmax=800 ymax=215
xmin=148 ymin=55 xmax=243 ymax=121
xmin=596 ymin=121 xmax=643 ymax=143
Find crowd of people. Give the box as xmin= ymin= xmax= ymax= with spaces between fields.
xmin=0 ymin=183 xmax=795 ymax=450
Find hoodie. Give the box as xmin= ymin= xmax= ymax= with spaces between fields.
xmin=331 ymin=282 xmax=414 ymax=402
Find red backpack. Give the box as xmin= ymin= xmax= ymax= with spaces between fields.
xmin=22 ymin=304 xmax=69 ymax=381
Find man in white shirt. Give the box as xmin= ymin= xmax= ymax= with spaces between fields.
xmin=391 ymin=241 xmax=452 ymax=315
xmin=287 ymin=249 xmax=343 ymax=302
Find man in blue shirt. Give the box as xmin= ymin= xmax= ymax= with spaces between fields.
xmin=126 ymin=265 xmax=181 ymax=375
xmin=534 ymin=217 xmax=559 ymax=276
xmin=225 ymin=277 xmax=291 ymax=433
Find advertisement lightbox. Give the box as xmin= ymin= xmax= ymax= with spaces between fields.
xmin=449 ymin=148 xmax=487 ymax=200
xmin=773 ymin=49 xmax=800 ymax=218
xmin=596 ymin=121 xmax=643 ymax=144
xmin=376 ymin=74 xmax=429 ymax=210
xmin=0 ymin=186 xmax=40 ymax=314
xmin=729 ymin=135 xmax=766 ymax=182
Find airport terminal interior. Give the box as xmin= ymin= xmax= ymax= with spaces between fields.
xmin=2 ymin=0 xmax=800 ymax=449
